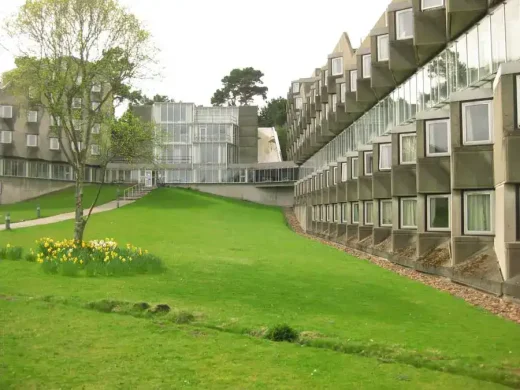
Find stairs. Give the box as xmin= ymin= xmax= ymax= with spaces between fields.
xmin=123 ymin=183 xmax=156 ymax=201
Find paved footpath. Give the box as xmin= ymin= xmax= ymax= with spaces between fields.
xmin=0 ymin=200 xmax=134 ymax=231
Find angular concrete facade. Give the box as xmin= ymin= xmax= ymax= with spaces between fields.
xmin=290 ymin=0 xmax=520 ymax=299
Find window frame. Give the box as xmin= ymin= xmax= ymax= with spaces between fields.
xmin=49 ymin=137 xmax=60 ymax=150
xmin=400 ymin=197 xmax=417 ymax=229
xmin=341 ymin=162 xmax=348 ymax=182
xmin=362 ymin=55 xmax=371 ymax=79
xmin=91 ymin=144 xmax=100 ymax=156
xmin=364 ymin=201 xmax=374 ymax=226
xmin=377 ymin=34 xmax=390 ymax=62
xmin=463 ymin=190 xmax=495 ymax=235
xmin=425 ymin=119 xmax=451 ymax=157
xmin=350 ymin=70 xmax=358 ymax=92
xmin=396 ymin=8 xmax=414 ymax=40
xmin=326 ymin=170 xmax=330 ymax=187
xmin=0 ymin=130 xmax=13 ymax=144
xmin=421 ymin=0 xmax=444 ymax=11
xmin=340 ymin=83 xmax=346 ymax=103
xmin=462 ymin=100 xmax=494 ymax=145
xmin=292 ymin=82 xmax=300 ymax=93
xmin=379 ymin=144 xmax=392 ymax=171
xmin=341 ymin=203 xmax=347 ymax=223
xmin=332 ymin=94 xmax=337 ymax=112
xmin=72 ymin=97 xmax=82 ymax=109
xmin=427 ymin=194 xmax=451 ymax=232
xmin=295 ymin=97 xmax=303 ymax=110
xmin=27 ymin=110 xmax=38 ymax=123
xmin=333 ymin=166 xmax=338 ymax=185
xmin=331 ymin=57 xmax=343 ymax=76
xmin=352 ymin=202 xmax=360 ymax=224
xmin=351 ymin=157 xmax=359 ymax=179
xmin=399 ymin=133 xmax=417 ymax=164
xmin=364 ymin=151 xmax=373 ymax=176
xmin=26 ymin=134 xmax=38 ymax=147
xmin=380 ymin=199 xmax=393 ymax=227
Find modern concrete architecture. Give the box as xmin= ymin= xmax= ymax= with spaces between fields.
xmin=290 ymin=0 xmax=520 ymax=298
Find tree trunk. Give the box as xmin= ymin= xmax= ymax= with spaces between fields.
xmin=73 ymin=175 xmax=86 ymax=242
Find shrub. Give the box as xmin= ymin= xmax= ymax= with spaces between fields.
xmin=0 ymin=244 xmax=24 ymax=260
xmin=24 ymin=250 xmax=37 ymax=262
xmin=265 ymin=324 xmax=299 ymax=343
xmin=34 ymin=237 xmax=166 ymax=277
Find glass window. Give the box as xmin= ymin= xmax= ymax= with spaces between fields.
xmin=422 ymin=0 xmax=444 ymax=10
xmin=491 ymin=6 xmax=506 ymax=73
xmin=364 ymin=152 xmax=373 ymax=176
xmin=426 ymin=119 xmax=450 ymax=156
xmin=292 ymin=82 xmax=300 ymax=93
xmin=396 ymin=9 xmax=414 ymax=40
xmin=505 ymin=0 xmax=520 ymax=62
xmin=380 ymin=200 xmax=393 ymax=227
xmin=401 ymin=198 xmax=417 ymax=229
xmin=26 ymin=134 xmax=38 ymax=147
xmin=462 ymin=101 xmax=493 ymax=145
xmin=332 ymin=57 xmax=343 ymax=76
xmin=333 ymin=166 xmax=338 ymax=185
xmin=379 ymin=144 xmax=392 ymax=170
xmin=332 ymin=94 xmax=337 ymax=112
xmin=49 ymin=137 xmax=60 ymax=150
xmin=351 ymin=157 xmax=359 ymax=179
xmin=0 ymin=131 xmax=12 ymax=144
xmin=350 ymin=70 xmax=358 ymax=92
xmin=91 ymin=144 xmax=100 ymax=156
xmin=400 ymin=133 xmax=416 ymax=164
xmin=467 ymin=28 xmax=479 ymax=85
xmin=456 ymin=36 xmax=468 ymax=90
xmin=27 ymin=111 xmax=38 ymax=123
xmin=352 ymin=202 xmax=360 ymax=224
xmin=340 ymin=83 xmax=346 ymax=103
xmin=326 ymin=170 xmax=330 ymax=187
xmin=478 ymin=17 xmax=492 ymax=79
xmin=362 ymin=55 xmax=371 ymax=79
xmin=295 ymin=97 xmax=303 ymax=110
xmin=427 ymin=194 xmax=451 ymax=231
xmin=377 ymin=35 xmax=389 ymax=62
xmin=341 ymin=203 xmax=347 ymax=223
xmin=341 ymin=162 xmax=348 ymax=182
xmin=72 ymin=98 xmax=82 ymax=108
xmin=328 ymin=204 xmax=333 ymax=222
xmin=464 ymin=191 xmax=494 ymax=235
xmin=365 ymin=201 xmax=374 ymax=225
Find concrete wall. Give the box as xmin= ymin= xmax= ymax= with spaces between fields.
xmin=180 ymin=183 xmax=294 ymax=207
xmin=0 ymin=176 xmax=73 ymax=204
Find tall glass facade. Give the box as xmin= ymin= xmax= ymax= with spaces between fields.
xmin=299 ymin=1 xmax=519 ymax=179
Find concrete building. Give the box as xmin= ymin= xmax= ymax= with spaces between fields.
xmin=290 ymin=0 xmax=520 ymax=298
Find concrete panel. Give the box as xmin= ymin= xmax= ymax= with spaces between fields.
xmin=0 ymin=177 xmax=73 ymax=204
xmin=452 ymin=148 xmax=494 ymax=189
xmin=417 ymin=157 xmax=451 ymax=193
xmin=374 ymin=227 xmax=391 ymax=245
xmin=373 ymin=172 xmax=391 ymax=199
xmin=346 ymin=180 xmax=359 ymax=201
xmin=358 ymin=176 xmax=373 ymax=200
xmin=505 ymin=136 xmax=520 ymax=183
xmin=392 ymin=165 xmax=417 ymax=197
xmin=183 ymin=184 xmax=294 ymax=207
xmin=417 ymin=232 xmax=451 ymax=257
xmin=452 ymin=236 xmax=494 ymax=265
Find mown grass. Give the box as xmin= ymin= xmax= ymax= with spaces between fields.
xmin=0 ymin=188 xmax=519 ymax=388
xmin=0 ymin=184 xmax=123 ymax=223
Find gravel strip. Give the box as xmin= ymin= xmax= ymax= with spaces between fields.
xmin=283 ymin=208 xmax=520 ymax=324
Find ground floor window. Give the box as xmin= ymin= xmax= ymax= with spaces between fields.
xmin=400 ymin=197 xmax=417 ymax=229
xmin=341 ymin=203 xmax=347 ymax=223
xmin=328 ymin=204 xmax=333 ymax=222
xmin=335 ymin=204 xmax=340 ymax=222
xmin=380 ymin=199 xmax=392 ymax=227
xmin=464 ymin=190 xmax=494 ymax=235
xmin=427 ymin=194 xmax=450 ymax=231
xmin=322 ymin=205 xmax=326 ymax=222
xmin=352 ymin=202 xmax=359 ymax=224
xmin=364 ymin=201 xmax=374 ymax=225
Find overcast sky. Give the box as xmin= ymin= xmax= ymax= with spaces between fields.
xmin=0 ymin=0 xmax=389 ymax=107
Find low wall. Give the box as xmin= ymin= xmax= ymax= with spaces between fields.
xmin=179 ymin=184 xmax=295 ymax=207
xmin=0 ymin=177 xmax=73 ymax=204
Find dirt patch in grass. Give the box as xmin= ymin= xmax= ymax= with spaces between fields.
xmin=283 ymin=208 xmax=520 ymax=325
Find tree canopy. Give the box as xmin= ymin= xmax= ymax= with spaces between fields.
xmin=3 ymin=0 xmax=156 ymax=241
xmin=211 ymin=67 xmax=268 ymax=106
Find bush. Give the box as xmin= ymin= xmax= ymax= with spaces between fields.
xmin=265 ymin=324 xmax=299 ymax=343
xmin=34 ymin=237 xmax=166 ymax=277
xmin=0 ymin=244 xmax=23 ymax=260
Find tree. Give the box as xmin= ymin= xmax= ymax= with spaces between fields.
xmin=3 ymin=0 xmax=156 ymax=241
xmin=211 ymin=67 xmax=268 ymax=106
xmin=258 ymin=97 xmax=288 ymax=161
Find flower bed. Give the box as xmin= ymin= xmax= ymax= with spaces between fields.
xmin=35 ymin=238 xmax=165 ymax=276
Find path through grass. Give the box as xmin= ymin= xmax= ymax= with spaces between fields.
xmin=0 ymin=188 xmax=519 ymax=388
xmin=0 ymin=184 xmax=123 ymax=223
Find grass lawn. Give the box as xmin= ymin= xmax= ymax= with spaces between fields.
xmin=0 ymin=188 xmax=519 ymax=388
xmin=0 ymin=184 xmax=124 ymax=223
